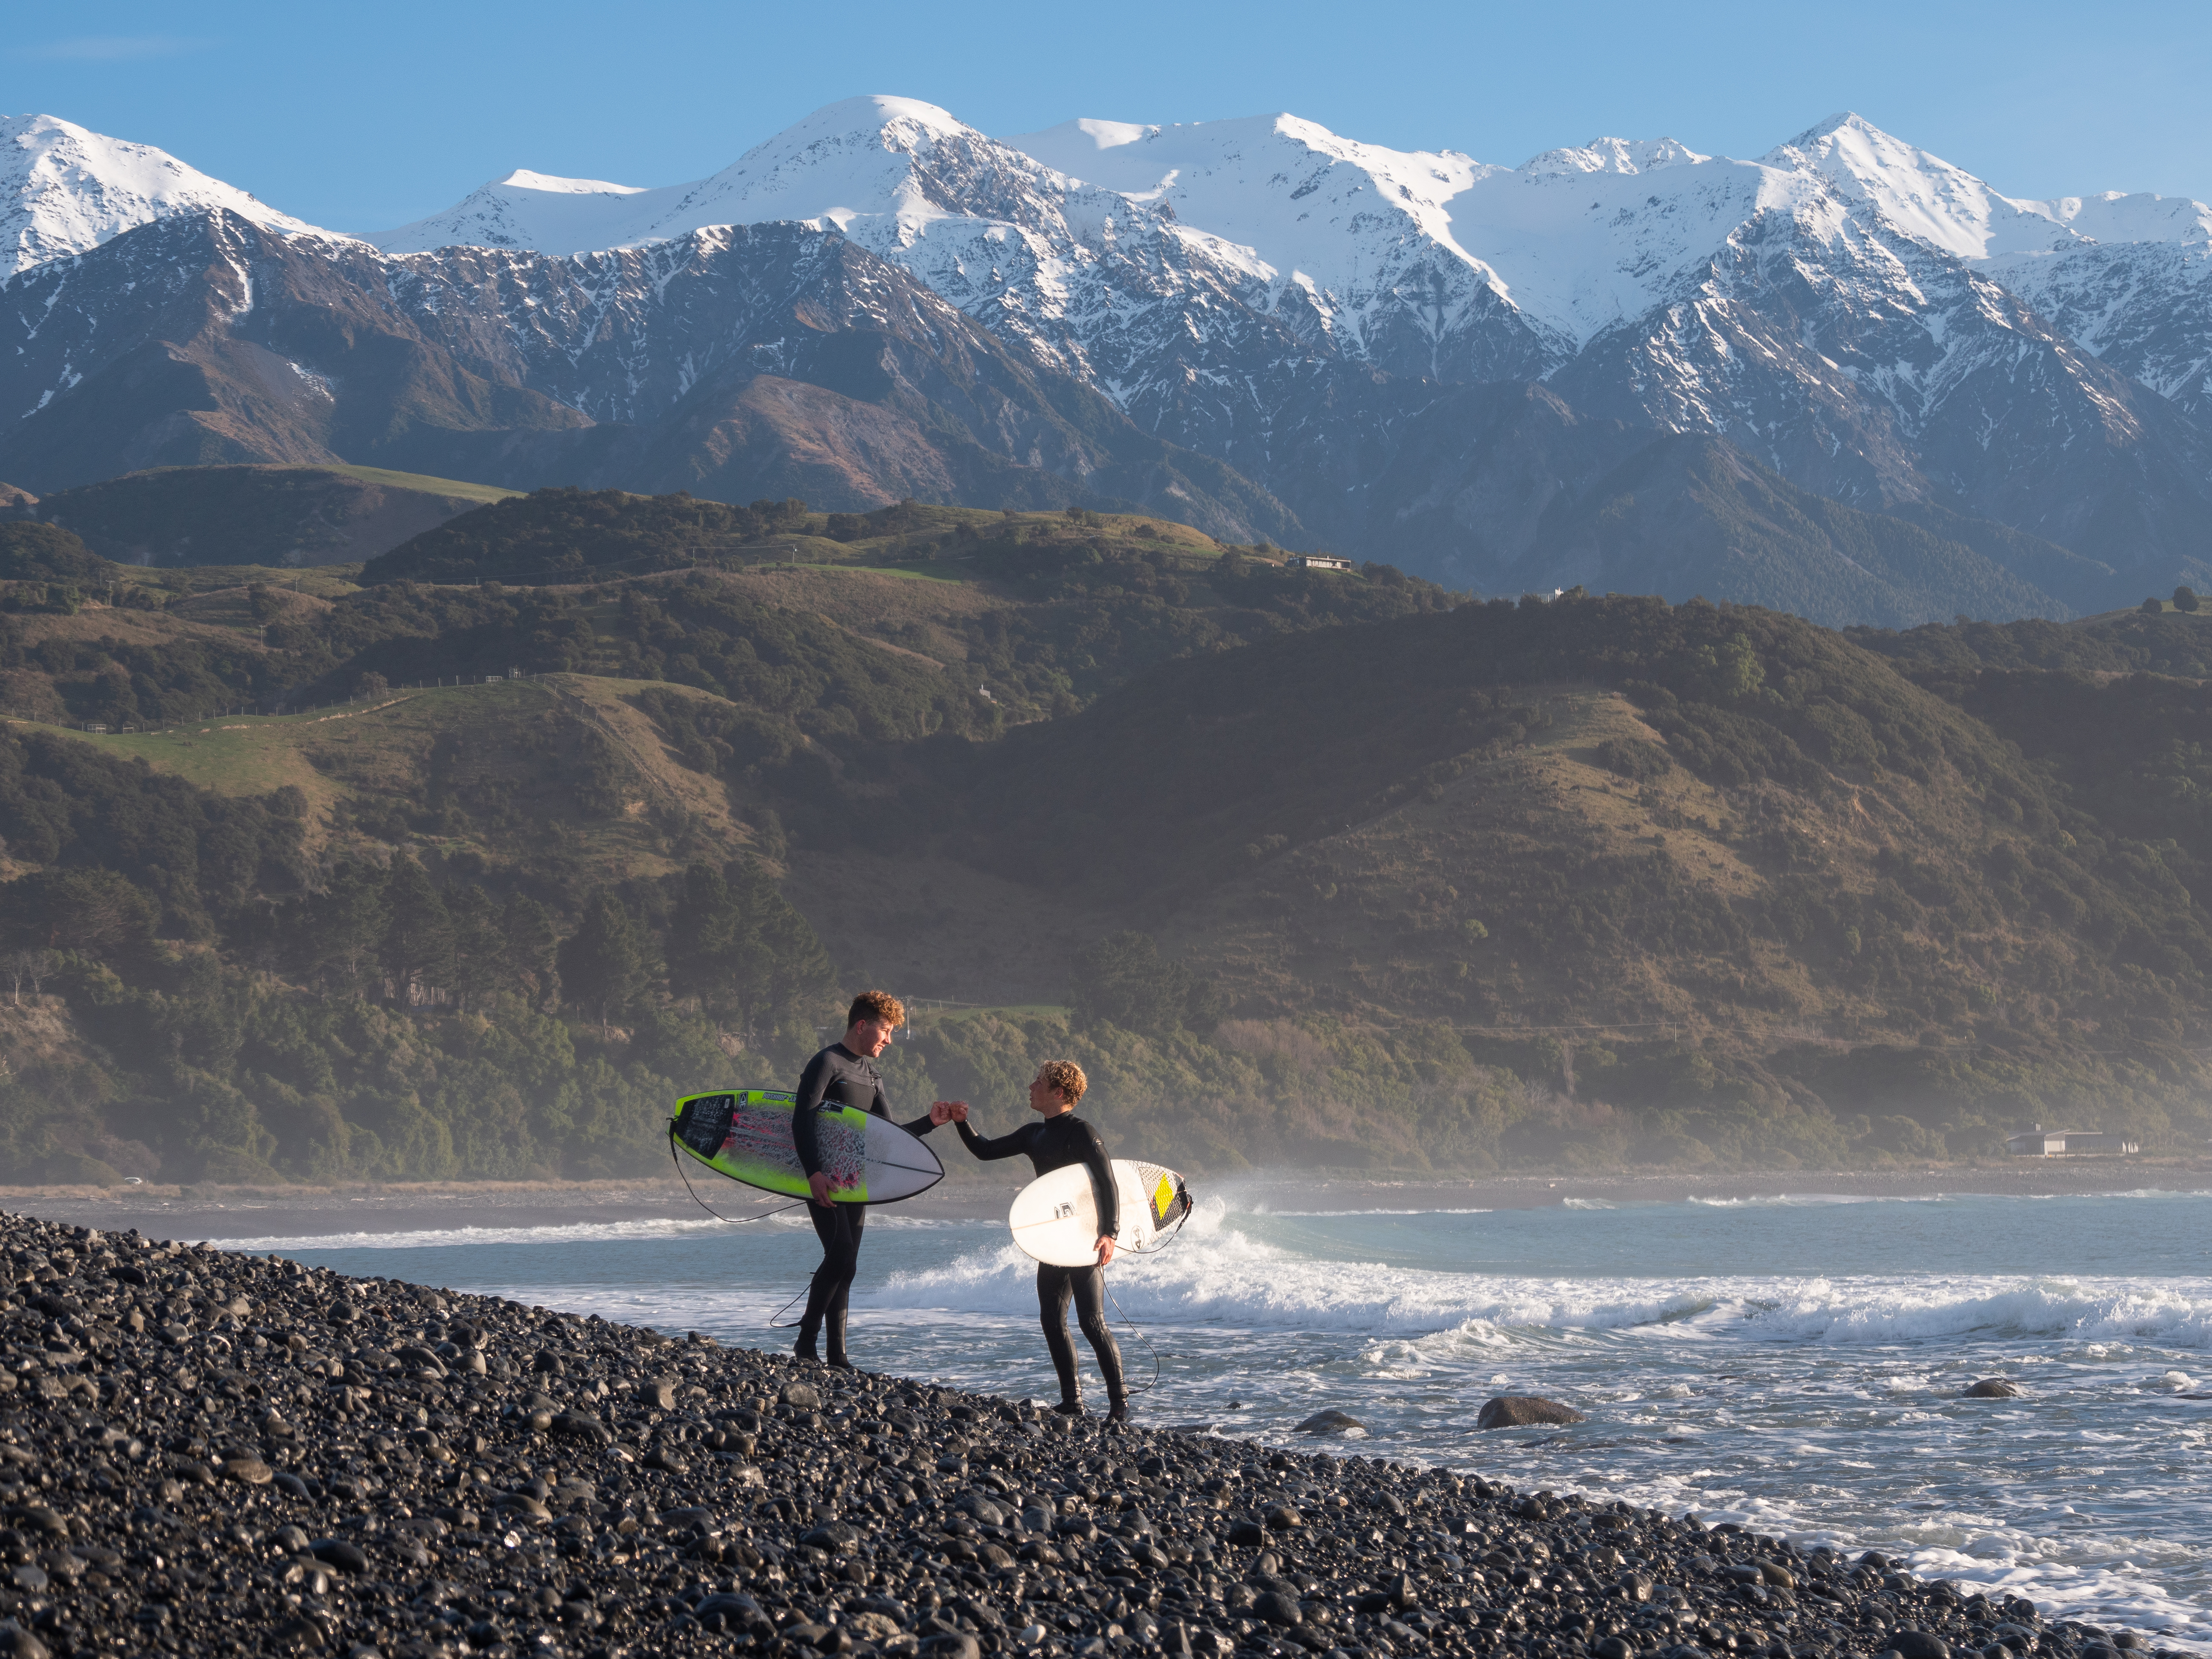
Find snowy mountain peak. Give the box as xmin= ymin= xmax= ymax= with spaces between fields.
xmin=1761 ymin=110 xmax=2075 ymax=260
xmin=370 ymin=168 xmax=658 ymax=253
xmin=1519 ymin=136 xmax=1709 ymax=178
xmin=0 ymin=111 xmax=330 ymax=274
xmin=773 ymin=94 xmax=971 ymax=144
xmin=495 ymin=170 xmax=649 ymax=196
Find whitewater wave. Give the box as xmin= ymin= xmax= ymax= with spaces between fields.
xmin=860 ymin=1224 xmax=2212 ymax=1353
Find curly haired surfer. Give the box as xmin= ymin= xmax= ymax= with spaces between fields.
xmin=791 ymin=991 xmax=964 ymax=1369
xmin=953 ymin=1059 xmax=1129 ymax=1420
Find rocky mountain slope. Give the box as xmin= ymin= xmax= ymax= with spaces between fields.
xmin=0 ymin=210 xmax=1291 ymax=541
xmin=6 ymin=99 xmax=2212 ymax=616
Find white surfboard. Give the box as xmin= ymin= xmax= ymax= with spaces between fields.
xmin=1009 ymin=1158 xmax=1192 ymax=1267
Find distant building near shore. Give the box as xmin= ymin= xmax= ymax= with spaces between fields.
xmin=2006 ymin=1126 xmax=2140 ymax=1156
xmin=1286 ymin=554 xmax=1354 ymax=571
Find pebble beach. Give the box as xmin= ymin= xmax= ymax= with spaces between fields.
xmin=0 ymin=1207 xmax=2194 ymax=1659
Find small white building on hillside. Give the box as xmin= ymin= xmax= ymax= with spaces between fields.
xmin=2006 ymin=1127 xmax=2140 ymax=1156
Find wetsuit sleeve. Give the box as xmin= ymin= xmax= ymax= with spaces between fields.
xmin=1078 ymin=1120 xmax=1119 ymax=1238
xmin=868 ymin=1068 xmax=934 ymax=1137
xmin=956 ymin=1119 xmax=1034 ymax=1161
xmin=791 ymin=1049 xmax=834 ymax=1178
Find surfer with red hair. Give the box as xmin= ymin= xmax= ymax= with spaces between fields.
xmin=955 ymin=1059 xmax=1130 ymax=1421
xmin=792 ymin=990 xmax=965 ymax=1369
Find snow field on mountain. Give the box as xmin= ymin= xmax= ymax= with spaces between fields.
xmin=0 ymin=112 xmax=332 ymax=274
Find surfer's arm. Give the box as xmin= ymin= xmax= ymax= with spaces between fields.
xmin=955 ymin=1119 xmax=1030 ymax=1161
xmin=1079 ymin=1122 xmax=1119 ymax=1238
xmin=791 ymin=1050 xmax=835 ymax=1177
xmin=903 ymin=1100 xmax=967 ymax=1136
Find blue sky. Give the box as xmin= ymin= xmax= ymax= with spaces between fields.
xmin=7 ymin=0 xmax=2209 ymax=233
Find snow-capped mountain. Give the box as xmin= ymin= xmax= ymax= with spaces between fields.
xmin=0 ymin=205 xmax=1291 ymax=541
xmin=370 ymin=169 xmax=653 ymax=255
xmin=6 ymin=98 xmax=2212 ymax=612
xmin=365 ymin=101 xmax=2212 ymax=546
xmin=0 ymin=113 xmax=329 ymax=274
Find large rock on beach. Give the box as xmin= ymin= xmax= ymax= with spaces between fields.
xmin=1294 ymin=1408 xmax=1367 ymax=1434
xmin=0 ymin=1204 xmax=2165 ymax=1659
xmin=1963 ymin=1378 xmax=2023 ymax=1398
xmin=1477 ymin=1394 xmax=1589 ymax=1428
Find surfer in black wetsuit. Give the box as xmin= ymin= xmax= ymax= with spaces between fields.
xmin=954 ymin=1059 xmax=1129 ymax=1422
xmin=792 ymin=990 xmax=963 ymax=1370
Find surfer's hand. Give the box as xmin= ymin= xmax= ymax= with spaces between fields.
xmin=929 ymin=1100 xmax=968 ymax=1126
xmin=807 ymin=1171 xmax=834 ymax=1207
xmin=1096 ymin=1235 xmax=1117 ymax=1266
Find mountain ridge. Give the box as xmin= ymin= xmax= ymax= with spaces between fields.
xmin=9 ymin=99 xmax=2212 ymax=614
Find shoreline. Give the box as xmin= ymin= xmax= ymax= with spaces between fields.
xmin=0 ymin=1204 xmax=2191 ymax=1659
xmin=1 ymin=1160 xmax=2203 ymax=1242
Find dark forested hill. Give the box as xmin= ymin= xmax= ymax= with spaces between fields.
xmin=11 ymin=464 xmax=515 ymax=568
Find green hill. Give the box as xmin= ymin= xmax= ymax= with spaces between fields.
xmin=5 ymin=498 xmax=2212 ymax=1188
xmin=795 ymin=592 xmax=2212 ymax=1164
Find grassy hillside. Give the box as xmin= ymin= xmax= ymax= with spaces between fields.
xmin=0 ymin=509 xmax=1458 ymax=1186
xmin=795 ymin=593 xmax=2212 ymax=1163
xmin=17 ymin=464 xmax=518 ymax=569
xmin=6 ymin=498 xmax=2212 ymax=1187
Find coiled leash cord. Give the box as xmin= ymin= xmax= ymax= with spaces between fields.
xmin=668 ymin=1126 xmax=816 ymax=1329
xmin=667 ymin=1124 xmax=809 ymax=1228
xmin=1102 ymin=1178 xmax=1196 ymax=1398
xmin=1103 ymin=1276 xmax=1163 ymax=1397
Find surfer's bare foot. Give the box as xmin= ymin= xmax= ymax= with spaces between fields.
xmin=1052 ymin=1400 xmax=1086 ymax=1416
xmin=794 ymin=1320 xmax=821 ymax=1363
xmin=1106 ymin=1398 xmax=1129 ymax=1424
xmin=826 ymin=1356 xmax=857 ymax=1371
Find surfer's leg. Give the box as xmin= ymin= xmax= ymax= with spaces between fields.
xmin=797 ymin=1201 xmax=864 ymax=1361
xmin=1037 ymin=1264 xmax=1082 ymax=1408
xmin=824 ymin=1207 xmax=864 ymax=1369
xmin=1070 ymin=1265 xmax=1127 ymax=1418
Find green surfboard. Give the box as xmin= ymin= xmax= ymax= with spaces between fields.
xmin=669 ymin=1089 xmax=944 ymax=1204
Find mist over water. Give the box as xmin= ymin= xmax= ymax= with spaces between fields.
xmin=218 ymin=1188 xmax=2212 ymax=1652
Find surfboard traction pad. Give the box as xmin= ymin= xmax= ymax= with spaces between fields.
xmin=1134 ymin=1161 xmax=1193 ymax=1243
xmin=672 ymin=1088 xmax=924 ymax=1202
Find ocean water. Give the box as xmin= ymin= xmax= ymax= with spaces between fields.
xmin=214 ymin=1187 xmax=2212 ymax=1650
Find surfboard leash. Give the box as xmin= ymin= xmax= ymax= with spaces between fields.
xmin=1103 ymin=1275 xmax=1164 ymax=1397
xmin=765 ymin=1286 xmax=810 ymax=1331
xmin=1097 ymin=1178 xmax=1196 ymax=1396
xmin=667 ymin=1124 xmax=809 ymax=1229
xmin=666 ymin=1127 xmax=826 ymax=1332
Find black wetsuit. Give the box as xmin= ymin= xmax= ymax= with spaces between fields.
xmin=792 ymin=1042 xmax=938 ymax=1353
xmin=957 ymin=1114 xmax=1127 ymax=1406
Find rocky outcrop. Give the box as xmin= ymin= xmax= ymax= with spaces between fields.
xmin=1476 ymin=1395 xmax=1589 ymax=1429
